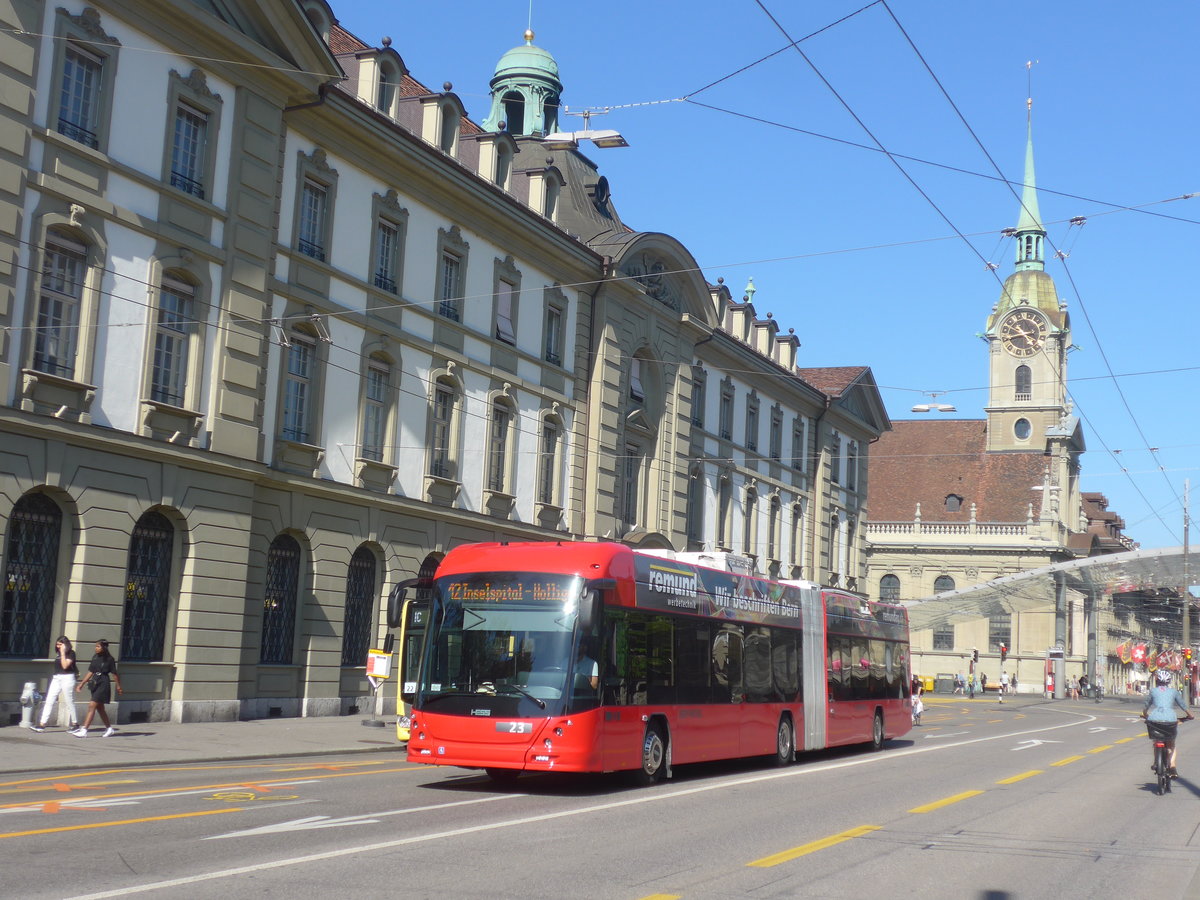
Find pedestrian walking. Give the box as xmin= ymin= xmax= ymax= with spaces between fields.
xmin=1079 ymin=673 xmax=1089 ymax=699
xmin=1011 ymin=674 xmax=1018 ymax=694
xmin=30 ymin=636 xmax=78 ymax=732
xmin=980 ymin=672 xmax=988 ymax=694
xmin=954 ymin=672 xmax=964 ymax=695
xmin=74 ymin=640 xmax=122 ymax=737
xmin=1094 ymin=672 xmax=1103 ymax=702
xmin=1000 ymin=670 xmax=1010 ymax=696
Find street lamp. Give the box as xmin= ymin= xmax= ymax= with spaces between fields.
xmin=911 ymin=391 xmax=956 ymax=413
xmin=544 ymin=107 xmax=629 ymax=150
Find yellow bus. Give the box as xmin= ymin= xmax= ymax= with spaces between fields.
xmin=386 ymin=579 xmax=429 ymax=742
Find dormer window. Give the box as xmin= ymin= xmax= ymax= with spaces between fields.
xmin=377 ymin=61 xmax=399 ymax=116
xmin=945 ymin=494 xmax=963 ymax=512
xmin=544 ymin=178 xmax=559 ymax=221
xmin=439 ymin=102 xmax=458 ymax=154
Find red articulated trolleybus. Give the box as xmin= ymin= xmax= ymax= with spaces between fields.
xmin=404 ymin=541 xmax=912 ymax=783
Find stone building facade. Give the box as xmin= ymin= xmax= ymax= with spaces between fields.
xmin=0 ymin=0 xmax=885 ymax=724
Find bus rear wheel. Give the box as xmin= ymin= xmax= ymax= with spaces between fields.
xmin=773 ymin=716 xmax=794 ymax=766
xmin=871 ymin=711 xmax=884 ymax=751
xmin=635 ymin=723 xmax=667 ymax=785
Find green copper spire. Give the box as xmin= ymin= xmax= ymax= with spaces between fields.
xmin=1014 ymin=94 xmax=1045 ymax=272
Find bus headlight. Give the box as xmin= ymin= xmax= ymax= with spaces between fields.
xmin=544 ymin=738 xmax=553 ymax=750
xmin=554 ymin=727 xmax=563 ymax=736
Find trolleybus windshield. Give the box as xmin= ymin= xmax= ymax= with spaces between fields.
xmin=417 ymin=572 xmax=585 ymax=717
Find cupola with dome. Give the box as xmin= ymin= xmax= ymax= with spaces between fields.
xmin=482 ymin=30 xmax=562 ymax=136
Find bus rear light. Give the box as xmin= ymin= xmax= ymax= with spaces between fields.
xmin=554 ymin=727 xmax=563 ymax=736
xmin=544 ymin=738 xmax=553 ymax=750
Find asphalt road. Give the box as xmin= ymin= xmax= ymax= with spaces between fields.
xmin=2 ymin=699 xmax=1198 ymax=899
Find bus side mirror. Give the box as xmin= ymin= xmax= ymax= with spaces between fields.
xmin=386 ymin=578 xmax=419 ymax=629
xmin=580 ymin=578 xmax=615 ymax=632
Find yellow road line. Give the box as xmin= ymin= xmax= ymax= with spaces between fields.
xmin=0 ymin=766 xmax=423 ymax=811
xmin=0 ymin=807 xmax=241 ymax=839
xmin=1051 ymin=755 xmax=1084 ymax=767
xmin=909 ymin=790 xmax=984 ymax=813
xmin=1088 ymin=745 xmax=1112 ymax=754
xmin=747 ymin=825 xmax=880 ymax=867
xmin=638 ymin=895 xmax=682 ymax=900
xmin=996 ymin=770 xmax=1042 ymax=784
xmin=1114 ymin=737 xmax=1137 ymax=744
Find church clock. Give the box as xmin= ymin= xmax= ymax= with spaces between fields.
xmin=999 ymin=309 xmax=1048 ymax=357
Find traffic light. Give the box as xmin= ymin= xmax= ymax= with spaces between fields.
xmin=973 ymin=648 xmax=979 ymax=663
xmin=1000 ymin=644 xmax=1008 ymax=663
xmin=1187 ymin=648 xmax=1193 ymax=663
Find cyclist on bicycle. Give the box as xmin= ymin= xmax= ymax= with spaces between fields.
xmin=1142 ymin=667 xmax=1193 ymax=777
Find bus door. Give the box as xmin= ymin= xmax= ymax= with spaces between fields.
xmin=825 ymin=636 xmax=858 ymax=746
xmin=387 ymin=579 xmax=428 ymax=742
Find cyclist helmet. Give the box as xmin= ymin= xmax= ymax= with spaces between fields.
xmin=1155 ymin=668 xmax=1173 ymax=684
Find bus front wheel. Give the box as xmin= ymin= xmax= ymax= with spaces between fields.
xmin=636 ymin=723 xmax=667 ymax=785
xmin=871 ymin=711 xmax=884 ymax=751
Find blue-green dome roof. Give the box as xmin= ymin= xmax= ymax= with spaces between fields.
xmin=493 ymin=33 xmax=560 ymax=82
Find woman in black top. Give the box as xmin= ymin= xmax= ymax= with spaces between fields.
xmin=74 ymin=640 xmax=122 ymax=737
xmin=31 ymin=636 xmax=79 ymax=731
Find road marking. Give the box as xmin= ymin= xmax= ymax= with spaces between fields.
xmin=909 ymin=791 xmax=983 ymax=813
xmin=1051 ymin=755 xmax=1084 ymax=767
xmin=0 ymin=808 xmax=241 ymax=839
xmin=638 ymin=895 xmax=681 ymax=900
xmin=747 ymin=825 xmax=880 ymax=867
xmin=996 ymin=770 xmax=1042 ymax=784
xmin=924 ymin=731 xmax=969 ymax=739
xmin=1114 ymin=737 xmax=1137 ymax=744
xmin=1088 ymin=726 xmax=1110 ymax=733
xmin=1088 ymin=745 xmax=1112 ymax=754
xmin=60 ymin=709 xmax=1105 ymax=899
xmin=1012 ymin=739 xmax=1061 ymax=750
xmin=206 ymin=795 xmax=512 ymax=839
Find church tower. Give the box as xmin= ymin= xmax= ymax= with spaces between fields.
xmin=983 ymin=100 xmax=1072 ymax=453
xmin=482 ymin=30 xmax=562 ymax=136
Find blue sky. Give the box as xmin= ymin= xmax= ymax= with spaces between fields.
xmin=335 ymin=1 xmax=1199 ymax=551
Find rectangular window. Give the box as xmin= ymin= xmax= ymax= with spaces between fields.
xmin=831 ymin=433 xmax=842 ymax=484
xmin=439 ymin=253 xmax=461 ymax=320
xmin=718 ymin=386 xmax=733 ymax=441
xmin=281 ymin=335 xmax=314 ymax=442
xmin=988 ymin=614 xmax=1012 ymax=652
xmin=58 ymin=45 xmax=102 ymax=148
xmin=429 ymin=385 xmax=454 ymax=478
xmin=544 ymin=304 xmax=563 ymax=365
xmin=297 ymin=179 xmax=327 ymax=261
xmin=170 ymin=103 xmax=208 ymax=199
xmin=691 ymin=366 xmax=706 ymax=427
xmin=847 ymin=441 xmax=859 ymax=491
xmin=745 ymin=396 xmax=758 ymax=452
xmin=495 ymin=281 xmax=516 ymax=344
xmin=373 ymin=220 xmax=398 ymax=293
xmin=538 ymin=420 xmax=559 ymax=504
xmin=769 ymin=409 xmax=782 ymax=460
xmin=933 ymin=625 xmax=955 ymax=651
xmin=150 ymin=280 xmax=194 ymax=406
xmin=33 ymin=241 xmax=86 ymax=378
xmin=622 ymin=443 xmax=640 ymax=525
xmin=360 ymin=363 xmax=389 ymax=462
xmin=487 ymin=402 xmax=510 ymax=491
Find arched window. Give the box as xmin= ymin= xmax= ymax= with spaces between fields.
xmin=933 ymin=575 xmax=955 ymax=594
xmin=544 ymin=178 xmax=560 ymax=221
xmin=1 ymin=494 xmax=62 ymax=657
xmin=879 ymin=574 xmax=900 ymax=602
xmin=428 ymin=376 xmax=461 ymax=480
xmin=495 ymin=143 xmax=513 ymax=190
xmin=260 ymin=534 xmax=301 ymax=664
xmin=341 ymin=546 xmax=376 ymax=667
xmin=767 ymin=496 xmax=781 ymax=561
xmin=1015 ymin=365 xmax=1031 ymax=400
xmin=537 ymin=414 xmax=561 ymax=505
xmin=790 ymin=501 xmax=807 ymax=577
xmin=438 ymin=102 xmax=458 ymax=154
xmin=120 ymin=510 xmax=173 ymax=661
xmin=486 ymin=397 xmax=515 ymax=493
xmin=501 ymin=91 xmax=524 ymax=134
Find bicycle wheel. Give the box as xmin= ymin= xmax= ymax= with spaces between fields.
xmin=1157 ymin=746 xmax=1170 ymax=795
